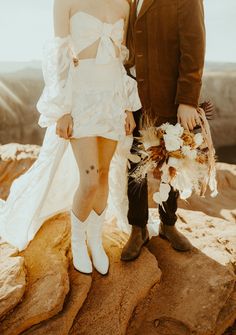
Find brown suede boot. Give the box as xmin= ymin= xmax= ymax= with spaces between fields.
xmin=159 ymin=222 xmax=193 ymax=251
xmin=121 ymin=226 xmax=149 ymax=261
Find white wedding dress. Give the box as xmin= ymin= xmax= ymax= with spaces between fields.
xmin=0 ymin=12 xmax=158 ymax=251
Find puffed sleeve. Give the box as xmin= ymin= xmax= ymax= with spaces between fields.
xmin=37 ymin=35 xmax=75 ymax=127
xmin=120 ymin=45 xmax=142 ymax=112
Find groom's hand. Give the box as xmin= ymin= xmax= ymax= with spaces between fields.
xmin=177 ymin=104 xmax=201 ymax=131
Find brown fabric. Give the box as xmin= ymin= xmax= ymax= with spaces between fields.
xmin=126 ymin=0 xmax=206 ymax=125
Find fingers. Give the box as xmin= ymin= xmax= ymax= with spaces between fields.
xmin=179 ymin=117 xmax=189 ymax=131
xmin=189 ymin=117 xmax=196 ymax=131
xmin=56 ymin=115 xmax=73 ymax=139
xmin=67 ymin=121 xmax=73 ymax=138
xmin=177 ymin=114 xmax=181 ymax=125
xmin=125 ymin=118 xmax=130 ymax=135
xmin=125 ymin=121 xmax=136 ymax=135
xmin=178 ymin=109 xmax=202 ymax=131
xmin=125 ymin=112 xmax=136 ymax=135
xmin=56 ymin=125 xmax=69 ymax=139
xmin=131 ymin=121 xmax=136 ymax=132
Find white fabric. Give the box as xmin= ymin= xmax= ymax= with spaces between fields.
xmin=0 ymin=11 xmax=152 ymax=251
xmin=71 ymin=58 xmax=141 ymax=141
xmin=70 ymin=12 xmax=124 ymax=65
xmin=137 ymin=0 xmax=144 ymax=15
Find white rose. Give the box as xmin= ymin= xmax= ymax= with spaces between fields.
xmin=165 ymin=123 xmax=184 ymax=137
xmin=194 ymin=133 xmax=203 ymax=147
xmin=164 ymin=134 xmax=183 ymax=152
xmin=160 ymin=123 xmax=170 ymax=132
xmin=182 ymin=145 xmax=197 ymax=160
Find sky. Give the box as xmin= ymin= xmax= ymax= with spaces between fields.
xmin=0 ymin=0 xmax=236 ymax=62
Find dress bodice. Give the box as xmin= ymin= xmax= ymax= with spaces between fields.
xmin=70 ymin=12 xmax=125 ymax=64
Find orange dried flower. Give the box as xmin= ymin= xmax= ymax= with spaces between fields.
xmin=169 ymin=150 xmax=184 ymax=159
xmin=182 ymin=132 xmax=195 ymax=148
xmin=148 ymin=145 xmax=166 ymax=162
xmin=196 ymin=153 xmax=208 ymax=164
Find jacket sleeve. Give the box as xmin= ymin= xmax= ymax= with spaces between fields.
xmin=175 ymin=0 xmax=206 ymax=107
xmin=37 ymin=36 xmax=75 ymax=128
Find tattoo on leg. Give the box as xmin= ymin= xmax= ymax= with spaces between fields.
xmin=90 ymin=165 xmax=95 ymax=170
xmin=86 ymin=170 xmax=90 ymax=174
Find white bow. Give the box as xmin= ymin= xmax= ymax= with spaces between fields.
xmin=96 ymin=21 xmax=124 ymax=64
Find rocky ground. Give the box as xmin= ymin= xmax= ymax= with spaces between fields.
xmin=0 ymin=144 xmax=235 ymax=335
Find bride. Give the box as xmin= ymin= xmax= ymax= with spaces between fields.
xmin=0 ymin=0 xmax=141 ymax=275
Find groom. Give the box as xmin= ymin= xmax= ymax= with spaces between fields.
xmin=121 ymin=0 xmax=206 ymax=260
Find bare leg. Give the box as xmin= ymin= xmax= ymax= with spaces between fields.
xmin=93 ymin=136 xmax=117 ymax=215
xmin=70 ymin=137 xmax=99 ymax=221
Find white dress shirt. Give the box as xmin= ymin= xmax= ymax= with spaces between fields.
xmin=137 ymin=0 xmax=144 ymax=14
xmin=130 ymin=0 xmax=144 ymax=77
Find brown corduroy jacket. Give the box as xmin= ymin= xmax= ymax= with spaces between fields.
xmin=126 ymin=0 xmax=206 ymax=125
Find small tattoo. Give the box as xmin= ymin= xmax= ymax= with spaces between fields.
xmin=90 ymin=165 xmax=95 ymax=170
xmin=86 ymin=170 xmax=89 ymax=174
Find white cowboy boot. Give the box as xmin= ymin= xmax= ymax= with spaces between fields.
xmin=87 ymin=209 xmax=109 ymax=275
xmin=70 ymin=210 xmax=93 ymax=274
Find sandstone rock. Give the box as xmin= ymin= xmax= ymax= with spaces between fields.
xmin=69 ymin=225 xmax=161 ymax=335
xmin=0 ymin=243 xmax=26 ymax=320
xmin=22 ymin=264 xmax=92 ymax=335
xmin=0 ymin=144 xmax=38 ymax=200
xmin=177 ymin=209 xmax=236 ymax=270
xmin=0 ymin=145 xmax=236 ymax=335
xmin=0 ymin=213 xmax=71 ymax=335
xmin=178 ymin=163 xmax=236 ymax=223
xmin=127 ymin=236 xmax=236 ymax=335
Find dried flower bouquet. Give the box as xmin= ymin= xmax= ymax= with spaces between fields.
xmin=130 ymin=108 xmax=218 ymax=206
